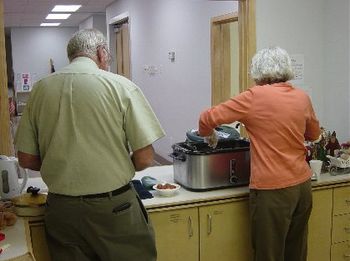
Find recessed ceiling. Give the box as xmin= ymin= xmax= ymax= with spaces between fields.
xmin=3 ymin=0 xmax=116 ymax=28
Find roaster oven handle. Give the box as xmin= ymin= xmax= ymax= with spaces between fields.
xmin=169 ymin=152 xmax=186 ymax=162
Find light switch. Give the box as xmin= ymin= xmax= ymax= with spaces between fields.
xmin=168 ymin=51 xmax=175 ymax=62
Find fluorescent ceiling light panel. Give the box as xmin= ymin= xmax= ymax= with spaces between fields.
xmin=46 ymin=13 xmax=71 ymax=20
xmin=40 ymin=23 xmax=61 ymax=27
xmin=52 ymin=5 xmax=81 ymax=12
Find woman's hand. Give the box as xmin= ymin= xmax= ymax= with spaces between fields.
xmin=204 ymin=130 xmax=219 ymax=148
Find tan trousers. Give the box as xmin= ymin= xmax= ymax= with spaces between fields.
xmin=44 ymin=186 xmax=157 ymax=261
xmin=249 ymin=180 xmax=312 ymax=261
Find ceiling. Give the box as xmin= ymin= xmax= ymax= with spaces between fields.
xmin=3 ymin=0 xmax=116 ymax=28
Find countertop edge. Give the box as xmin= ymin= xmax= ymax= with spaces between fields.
xmin=23 ymin=165 xmax=350 ymax=210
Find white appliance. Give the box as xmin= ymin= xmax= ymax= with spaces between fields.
xmin=0 ymin=155 xmax=28 ymax=199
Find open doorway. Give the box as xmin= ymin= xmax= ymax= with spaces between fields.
xmin=114 ymin=22 xmax=131 ymax=79
xmin=211 ymin=12 xmax=239 ymax=106
xmin=210 ymin=0 xmax=256 ymax=137
xmin=109 ymin=13 xmax=131 ymax=79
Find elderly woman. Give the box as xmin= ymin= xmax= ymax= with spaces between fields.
xmin=198 ymin=47 xmax=320 ymax=261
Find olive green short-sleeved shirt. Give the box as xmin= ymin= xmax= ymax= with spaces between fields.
xmin=15 ymin=57 xmax=165 ymax=196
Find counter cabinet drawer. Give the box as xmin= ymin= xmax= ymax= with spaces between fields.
xmin=333 ymin=187 xmax=350 ymax=215
xmin=332 ymin=214 xmax=350 ymax=244
xmin=331 ymin=241 xmax=350 ymax=261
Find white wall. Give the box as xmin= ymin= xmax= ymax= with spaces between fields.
xmin=106 ymin=0 xmax=237 ymax=159
xmin=11 ymin=27 xmax=77 ymax=84
xmin=79 ymin=14 xmax=107 ymax=36
xmin=93 ymin=15 xmax=107 ymax=36
xmin=256 ymin=0 xmax=325 ymax=119
xmin=323 ymin=0 xmax=349 ymax=142
xmin=256 ymin=0 xmax=350 ymax=143
xmin=79 ymin=17 xmax=94 ymax=31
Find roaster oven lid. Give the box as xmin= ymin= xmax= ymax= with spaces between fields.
xmin=172 ymin=139 xmax=250 ymax=155
xmin=186 ymin=125 xmax=240 ymax=143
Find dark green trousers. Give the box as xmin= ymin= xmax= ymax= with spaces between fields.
xmin=44 ymin=186 xmax=157 ymax=261
xmin=249 ymin=180 xmax=312 ymax=261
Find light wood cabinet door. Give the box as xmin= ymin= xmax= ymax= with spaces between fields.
xmin=331 ymin=241 xmax=350 ymax=261
xmin=307 ymin=189 xmax=333 ymax=261
xmin=332 ymin=214 xmax=350 ymax=244
xmin=199 ymin=200 xmax=252 ymax=261
xmin=29 ymin=222 xmax=51 ymax=261
xmin=333 ymin=186 xmax=350 ymax=215
xmin=149 ymin=208 xmax=199 ymax=261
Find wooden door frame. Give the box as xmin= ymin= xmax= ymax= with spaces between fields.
xmin=0 ymin=0 xmax=11 ymax=155
xmin=239 ymin=0 xmax=256 ymax=137
xmin=238 ymin=0 xmax=256 ymax=93
xmin=211 ymin=0 xmax=256 ymax=106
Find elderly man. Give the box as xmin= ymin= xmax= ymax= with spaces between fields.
xmin=15 ymin=29 xmax=165 ymax=261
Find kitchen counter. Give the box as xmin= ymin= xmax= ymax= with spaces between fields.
xmin=0 ymin=218 xmax=34 ymax=261
xmin=135 ymin=165 xmax=249 ymax=209
xmin=4 ymin=165 xmax=350 ymax=261
xmin=135 ymin=165 xmax=350 ymax=209
xmin=23 ymin=165 xmax=350 ymax=209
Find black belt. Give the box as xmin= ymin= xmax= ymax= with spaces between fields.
xmin=50 ymin=183 xmax=131 ymax=199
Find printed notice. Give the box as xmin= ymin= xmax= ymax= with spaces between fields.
xmin=290 ymin=54 xmax=304 ymax=84
xmin=16 ymin=72 xmax=32 ymax=92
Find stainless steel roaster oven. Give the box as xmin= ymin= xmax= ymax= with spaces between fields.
xmin=170 ymin=126 xmax=251 ymax=191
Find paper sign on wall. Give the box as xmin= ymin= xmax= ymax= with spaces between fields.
xmin=290 ymin=54 xmax=304 ymax=85
xmin=16 ymin=73 xmax=31 ymax=92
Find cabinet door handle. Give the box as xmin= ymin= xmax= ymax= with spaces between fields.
xmin=207 ymin=214 xmax=212 ymax=235
xmin=188 ymin=216 xmax=193 ymax=238
xmin=345 ymin=227 xmax=350 ymax=233
xmin=343 ymin=254 xmax=350 ymax=258
xmin=346 ymin=199 xmax=350 ymax=204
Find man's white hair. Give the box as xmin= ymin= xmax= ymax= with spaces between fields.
xmin=67 ymin=29 xmax=107 ymax=62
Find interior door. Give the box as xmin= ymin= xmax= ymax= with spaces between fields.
xmin=211 ymin=13 xmax=239 ymax=106
xmin=210 ymin=2 xmax=256 ymax=137
xmin=115 ymin=23 xmax=131 ymax=79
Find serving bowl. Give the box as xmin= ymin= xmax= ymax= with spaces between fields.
xmin=152 ymin=182 xmax=181 ymax=197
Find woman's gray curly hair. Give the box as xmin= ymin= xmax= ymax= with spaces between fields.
xmin=67 ymin=29 xmax=107 ymax=62
xmin=250 ymin=46 xmax=295 ymax=85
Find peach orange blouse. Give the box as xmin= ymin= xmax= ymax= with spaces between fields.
xmin=199 ymin=83 xmax=320 ymax=189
